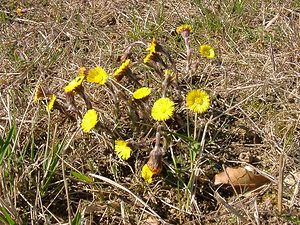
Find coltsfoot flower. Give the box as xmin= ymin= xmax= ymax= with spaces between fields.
xmin=81 ymin=109 xmax=98 ymax=132
xmin=143 ymin=52 xmax=156 ymax=63
xmin=142 ymin=148 xmax=162 ymax=183
xmin=132 ymin=87 xmax=151 ymax=100
xmin=46 ymin=94 xmax=56 ymax=112
xmin=199 ymin=45 xmax=215 ymax=59
xmin=186 ymin=89 xmax=210 ymax=113
xmin=34 ymin=85 xmax=57 ymax=112
xmin=141 ymin=164 xmax=155 ymax=183
xmin=176 ymin=24 xmax=193 ymax=34
xmin=87 ymin=66 xmax=108 ymax=85
xmin=113 ymin=59 xmax=131 ymax=81
xmin=143 ymin=38 xmax=158 ymax=64
xmin=64 ymin=75 xmax=85 ymax=93
xmin=78 ymin=67 xmax=86 ymax=77
xmin=146 ymin=38 xmax=157 ymax=52
xmin=115 ymin=140 xmax=131 ymax=160
xmin=16 ymin=8 xmax=25 ymax=16
xmin=64 ymin=67 xmax=86 ymax=93
xmin=34 ymin=85 xmax=45 ymax=102
xmin=151 ymin=97 xmax=175 ymax=121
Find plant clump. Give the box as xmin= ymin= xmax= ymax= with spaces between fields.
xmin=35 ymin=24 xmax=215 ymax=185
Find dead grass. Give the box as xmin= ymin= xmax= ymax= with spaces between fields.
xmin=0 ymin=0 xmax=299 ymax=224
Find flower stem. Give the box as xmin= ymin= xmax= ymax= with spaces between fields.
xmin=193 ymin=113 xmax=198 ymax=141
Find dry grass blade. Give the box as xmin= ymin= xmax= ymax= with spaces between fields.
xmin=277 ymin=153 xmax=285 ymax=215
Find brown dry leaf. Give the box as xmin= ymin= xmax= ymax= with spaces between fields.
xmin=214 ymin=166 xmax=271 ymax=191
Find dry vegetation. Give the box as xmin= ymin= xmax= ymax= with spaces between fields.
xmin=0 ymin=0 xmax=300 ymax=224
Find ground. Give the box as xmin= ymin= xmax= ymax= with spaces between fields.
xmin=0 ymin=0 xmax=299 ymax=224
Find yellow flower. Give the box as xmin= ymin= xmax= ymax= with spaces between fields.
xmin=176 ymin=24 xmax=193 ymax=34
xmin=87 ymin=66 xmax=108 ymax=85
xmin=34 ymin=85 xmax=44 ymax=102
xmin=151 ymin=97 xmax=175 ymax=121
xmin=16 ymin=8 xmax=23 ymax=16
xmin=143 ymin=51 xmax=156 ymax=63
xmin=113 ymin=59 xmax=131 ymax=81
xmin=141 ymin=164 xmax=155 ymax=183
xmin=186 ymin=89 xmax=210 ymax=113
xmin=146 ymin=38 xmax=157 ymax=53
xmin=64 ymin=75 xmax=85 ymax=93
xmin=115 ymin=140 xmax=131 ymax=160
xmin=81 ymin=109 xmax=98 ymax=133
xmin=64 ymin=67 xmax=86 ymax=93
xmin=199 ymin=45 xmax=215 ymax=59
xmin=46 ymin=94 xmax=56 ymax=112
xmin=143 ymin=38 xmax=158 ymax=64
xmin=78 ymin=67 xmax=86 ymax=76
xmin=132 ymin=87 xmax=151 ymax=100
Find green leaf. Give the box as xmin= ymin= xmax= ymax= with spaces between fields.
xmin=71 ymin=212 xmax=81 ymax=225
xmin=0 ymin=125 xmax=16 ymax=165
xmin=71 ymin=171 xmax=93 ymax=183
xmin=0 ymin=207 xmax=17 ymax=225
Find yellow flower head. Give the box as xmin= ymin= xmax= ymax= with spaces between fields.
xmin=143 ymin=51 xmax=156 ymax=64
xmin=151 ymin=97 xmax=175 ymax=121
xmin=87 ymin=66 xmax=108 ymax=85
xmin=34 ymin=85 xmax=45 ymax=102
xmin=176 ymin=24 xmax=193 ymax=34
xmin=113 ymin=59 xmax=131 ymax=81
xmin=141 ymin=164 xmax=155 ymax=183
xmin=16 ymin=8 xmax=23 ymax=16
xmin=64 ymin=67 xmax=86 ymax=93
xmin=186 ymin=89 xmax=210 ymax=113
xmin=146 ymin=38 xmax=157 ymax=53
xmin=115 ymin=140 xmax=131 ymax=160
xmin=132 ymin=87 xmax=151 ymax=100
xmin=199 ymin=45 xmax=215 ymax=59
xmin=81 ymin=109 xmax=98 ymax=133
xmin=46 ymin=94 xmax=56 ymax=112
xmin=144 ymin=38 xmax=158 ymax=64
xmin=64 ymin=75 xmax=85 ymax=93
xmin=78 ymin=67 xmax=86 ymax=76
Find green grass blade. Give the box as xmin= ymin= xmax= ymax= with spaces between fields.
xmin=0 ymin=207 xmax=17 ymax=225
xmin=71 ymin=171 xmax=93 ymax=183
xmin=71 ymin=212 xmax=81 ymax=225
xmin=42 ymin=142 xmax=64 ymax=194
xmin=0 ymin=125 xmax=15 ymax=165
